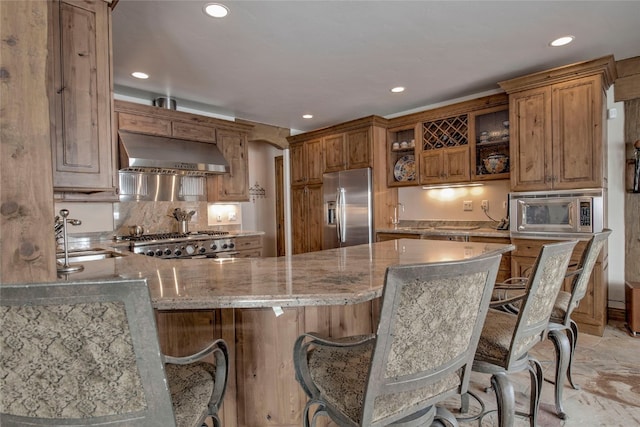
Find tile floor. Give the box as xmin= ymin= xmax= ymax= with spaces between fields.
xmin=443 ymin=320 xmax=640 ymax=426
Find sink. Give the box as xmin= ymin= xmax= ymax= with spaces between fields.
xmin=56 ymin=248 xmax=124 ymax=264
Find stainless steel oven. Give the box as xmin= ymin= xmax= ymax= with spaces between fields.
xmin=118 ymin=231 xmax=238 ymax=259
xmin=510 ymin=189 xmax=604 ymax=238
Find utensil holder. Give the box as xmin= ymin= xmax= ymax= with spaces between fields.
xmin=178 ymin=220 xmax=188 ymax=234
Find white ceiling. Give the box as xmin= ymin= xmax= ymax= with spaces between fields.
xmin=112 ymin=1 xmax=640 ymax=132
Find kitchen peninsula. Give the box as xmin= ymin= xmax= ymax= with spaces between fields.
xmin=68 ymin=239 xmax=514 ymax=426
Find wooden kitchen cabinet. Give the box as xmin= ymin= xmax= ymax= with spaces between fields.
xmin=210 ymin=129 xmax=249 ymax=202
xmin=114 ymin=100 xmax=252 ymax=202
xmin=323 ymin=128 xmax=372 ymax=173
xmin=386 ymin=94 xmax=509 ymax=187
xmin=419 ymin=146 xmax=470 ymax=184
xmin=499 ymin=56 xmax=616 ymax=191
xmin=469 ymin=105 xmax=510 ymax=181
xmin=323 ymin=133 xmax=346 ymax=172
xmin=290 ymin=139 xmax=323 ymax=185
xmin=511 ymin=238 xmax=608 ymax=336
xmin=291 ymin=184 xmax=323 ymax=254
xmin=117 ymin=112 xmax=172 ymax=136
xmin=235 ymin=235 xmax=263 ymax=258
xmin=49 ymin=0 xmax=116 ymax=193
xmin=288 ymin=115 xmax=396 ymax=253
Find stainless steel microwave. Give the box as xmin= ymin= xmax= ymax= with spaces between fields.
xmin=509 ymin=189 xmax=604 ymax=237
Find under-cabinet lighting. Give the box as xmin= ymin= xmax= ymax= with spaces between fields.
xmin=422 ymin=183 xmax=484 ymax=190
xmin=131 ymin=71 xmax=149 ymax=79
xmin=549 ymin=35 xmax=575 ymax=47
xmin=204 ymin=3 xmax=229 ymax=18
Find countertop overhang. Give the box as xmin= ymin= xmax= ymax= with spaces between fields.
xmin=54 ymin=239 xmax=514 ymax=311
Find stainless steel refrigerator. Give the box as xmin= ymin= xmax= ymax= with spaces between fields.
xmin=323 ymin=167 xmax=373 ymax=249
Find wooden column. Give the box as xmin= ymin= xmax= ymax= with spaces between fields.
xmin=1 ymin=1 xmax=56 ymax=283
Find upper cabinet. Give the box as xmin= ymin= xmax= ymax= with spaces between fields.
xmin=290 ymin=138 xmax=323 ymax=186
xmin=323 ymin=128 xmax=372 ymax=173
xmin=210 ymin=129 xmax=249 ymax=201
xmin=499 ymin=56 xmax=616 ymax=191
xmin=114 ymin=100 xmax=252 ymax=202
xmin=49 ymin=0 xmax=116 ymax=193
xmin=387 ymin=125 xmax=418 ymax=186
xmin=419 ymin=114 xmax=470 ymax=185
xmin=386 ymin=94 xmax=509 ymax=187
xmin=470 ymin=106 xmax=510 ymax=181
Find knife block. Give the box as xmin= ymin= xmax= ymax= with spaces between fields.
xmin=626 ymin=281 xmax=640 ymax=336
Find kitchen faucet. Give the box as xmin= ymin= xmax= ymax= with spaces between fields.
xmin=55 ymin=209 xmax=83 ymax=273
xmin=391 ymin=203 xmax=404 ymax=229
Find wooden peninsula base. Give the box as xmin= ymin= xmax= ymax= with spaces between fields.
xmin=157 ymin=301 xmax=380 ymax=427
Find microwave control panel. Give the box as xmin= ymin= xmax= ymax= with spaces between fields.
xmin=579 ymin=201 xmax=592 ymax=227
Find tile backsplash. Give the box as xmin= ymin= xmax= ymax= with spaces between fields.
xmin=114 ymin=201 xmax=241 ymax=236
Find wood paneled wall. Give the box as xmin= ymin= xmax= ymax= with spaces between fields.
xmin=625 ymin=99 xmax=640 ymax=282
xmin=1 ymin=1 xmax=56 ymax=283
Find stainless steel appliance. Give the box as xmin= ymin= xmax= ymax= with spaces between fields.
xmin=120 ymin=231 xmax=238 ymax=259
xmin=118 ymin=130 xmax=229 ymax=175
xmin=323 ymin=168 xmax=373 ymax=249
xmin=510 ymin=189 xmax=604 ymax=238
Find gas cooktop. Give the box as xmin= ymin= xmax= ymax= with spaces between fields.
xmin=117 ymin=230 xmax=230 ymax=243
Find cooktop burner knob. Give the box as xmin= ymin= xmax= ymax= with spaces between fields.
xmin=229 ymin=242 xmax=235 ymax=249
xmin=164 ymin=248 xmax=172 ymax=256
xmin=210 ymin=243 xmax=217 ymax=250
xmin=146 ymin=250 xmax=155 ymax=257
xmin=155 ymin=249 xmax=163 ymax=256
xmin=199 ymin=247 xmax=206 ymax=253
xmin=174 ymin=249 xmax=182 ymax=256
xmin=222 ymin=243 xmax=228 ymax=249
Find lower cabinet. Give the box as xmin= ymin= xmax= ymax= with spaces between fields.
xmin=511 ymin=238 xmax=608 ymax=336
xmin=234 ymin=235 xmax=263 ymax=258
xmin=291 ymin=184 xmax=323 ymax=254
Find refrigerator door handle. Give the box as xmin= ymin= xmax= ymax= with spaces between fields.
xmin=336 ymin=188 xmax=347 ymax=243
xmin=335 ymin=188 xmax=342 ymax=242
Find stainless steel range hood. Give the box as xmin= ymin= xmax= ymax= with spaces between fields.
xmin=118 ymin=130 xmax=229 ymax=175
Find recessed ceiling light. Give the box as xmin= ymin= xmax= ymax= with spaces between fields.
xmin=302 ymin=114 xmax=313 ymax=119
xmin=549 ymin=35 xmax=575 ymax=47
xmin=390 ymin=86 xmax=405 ymax=93
xmin=204 ymin=3 xmax=229 ymax=18
xmin=131 ymin=71 xmax=149 ymax=79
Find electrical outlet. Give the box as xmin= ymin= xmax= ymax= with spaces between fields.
xmin=481 ymin=200 xmax=489 ymax=211
xmin=463 ymin=201 xmax=473 ymax=211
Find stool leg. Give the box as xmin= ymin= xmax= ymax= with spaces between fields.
xmin=491 ymin=372 xmax=515 ymax=427
xmin=548 ymin=328 xmax=570 ymax=419
xmin=567 ymin=319 xmax=580 ymax=390
xmin=528 ymin=357 xmax=544 ymax=427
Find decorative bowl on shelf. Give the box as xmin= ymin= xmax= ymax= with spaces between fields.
xmin=483 ymin=153 xmax=509 ymax=174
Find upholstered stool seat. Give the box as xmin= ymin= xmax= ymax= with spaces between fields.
xmin=550 ymin=290 xmax=571 ymax=322
xmin=475 ymin=310 xmax=519 ymax=366
xmin=166 ymin=362 xmax=217 ymax=427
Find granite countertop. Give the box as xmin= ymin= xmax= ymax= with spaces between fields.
xmin=58 ymin=239 xmax=514 ymax=311
xmin=376 ymin=225 xmax=510 ymax=239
